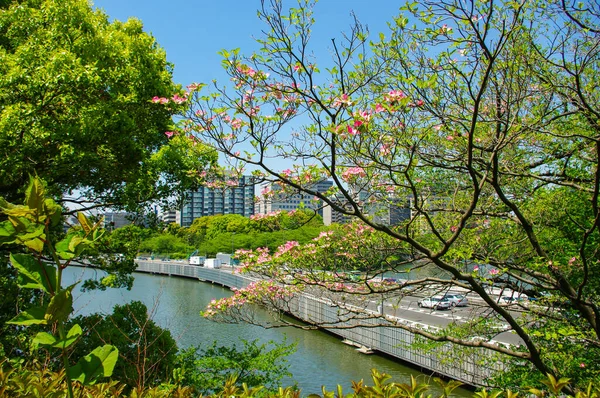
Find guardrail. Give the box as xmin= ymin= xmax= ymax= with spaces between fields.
xmin=135 ymin=260 xmax=503 ymax=387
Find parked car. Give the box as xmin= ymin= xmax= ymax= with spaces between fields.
xmin=443 ymin=293 xmax=469 ymax=307
xmin=418 ymin=297 xmax=452 ymax=310
xmin=498 ymin=295 xmax=525 ymax=304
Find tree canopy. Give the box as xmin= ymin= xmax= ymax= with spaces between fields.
xmin=173 ymin=0 xmax=600 ymax=390
xmin=0 ymin=0 xmax=216 ymax=209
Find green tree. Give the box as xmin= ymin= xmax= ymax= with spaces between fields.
xmin=0 ymin=0 xmax=216 ymax=209
xmin=176 ymin=339 xmax=296 ymax=395
xmin=69 ymin=301 xmax=178 ymax=391
xmin=177 ymin=0 xmax=600 ymax=390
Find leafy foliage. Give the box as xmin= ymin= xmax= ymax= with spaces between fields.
xmin=0 ymin=0 xmax=216 ymax=209
xmin=69 ymin=301 xmax=178 ymax=391
xmin=176 ymin=339 xmax=296 ymax=395
xmin=0 ymin=177 xmax=119 ymax=397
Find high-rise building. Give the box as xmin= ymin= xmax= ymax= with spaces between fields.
xmin=255 ymin=179 xmax=333 ymax=217
xmin=180 ymin=175 xmax=256 ymax=227
xmin=160 ymin=209 xmax=180 ymax=225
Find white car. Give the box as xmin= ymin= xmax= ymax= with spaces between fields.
xmin=443 ymin=293 xmax=469 ymax=307
xmin=418 ymin=297 xmax=452 ymax=310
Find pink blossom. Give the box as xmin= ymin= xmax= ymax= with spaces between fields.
xmin=151 ymin=96 xmax=169 ymax=104
xmin=281 ymin=169 xmax=293 ymax=177
xmin=489 ymin=268 xmax=499 ymax=275
xmin=580 ymin=363 xmax=586 ymax=368
xmin=450 ymin=225 xmax=458 ymax=232
xmin=333 ymin=93 xmax=352 ymax=107
xmin=172 ymin=94 xmax=187 ymax=104
xmin=347 ymin=126 xmax=360 ymax=136
xmin=569 ymin=257 xmax=577 ymax=265
xmin=379 ymin=144 xmax=391 ymax=156
xmin=293 ymin=65 xmax=301 ymax=71
xmin=473 ymin=266 xmax=479 ymax=272
xmin=354 ymin=120 xmax=364 ymax=128
xmin=415 ymin=99 xmax=424 ymax=106
xmin=230 ymin=118 xmax=243 ymax=129
xmin=447 ymin=135 xmax=454 ymax=141
xmin=341 ymin=167 xmax=366 ymax=181
xmin=164 ymin=131 xmax=175 ymax=138
xmin=375 ymin=103 xmax=385 ymax=113
xmin=384 ymin=90 xmax=406 ymax=102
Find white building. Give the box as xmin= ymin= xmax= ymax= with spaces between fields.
xmin=255 ymin=180 xmax=333 ymax=217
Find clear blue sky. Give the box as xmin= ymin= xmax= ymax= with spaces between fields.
xmin=93 ymin=0 xmax=403 ymax=88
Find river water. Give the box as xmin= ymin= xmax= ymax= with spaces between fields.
xmin=63 ymin=266 xmax=471 ymax=396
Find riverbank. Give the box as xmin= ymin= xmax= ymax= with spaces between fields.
xmin=65 ymin=266 xmax=473 ymax=396
xmin=135 ymin=259 xmax=504 ymax=387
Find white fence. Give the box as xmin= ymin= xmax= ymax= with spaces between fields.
xmin=135 ymin=260 xmax=503 ymax=386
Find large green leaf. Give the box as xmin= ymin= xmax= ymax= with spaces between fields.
xmin=10 ymin=253 xmax=57 ymax=294
xmin=0 ymin=220 xmax=17 ymax=244
xmin=44 ymin=285 xmax=75 ymax=324
xmin=67 ymin=345 xmax=119 ymax=385
xmin=78 ymin=212 xmax=92 ymax=234
xmin=55 ymin=233 xmax=77 ymax=259
xmin=32 ymin=332 xmax=57 ymax=348
xmin=44 ymin=198 xmax=63 ymax=227
xmin=53 ymin=324 xmax=83 ymax=349
xmin=55 ymin=233 xmax=93 ymax=259
xmin=7 ymin=306 xmax=48 ymax=326
xmin=25 ymin=176 xmax=46 ymax=220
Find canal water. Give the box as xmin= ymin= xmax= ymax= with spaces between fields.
xmin=63 ymin=267 xmax=471 ymax=396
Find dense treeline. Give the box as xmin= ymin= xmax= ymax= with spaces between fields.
xmin=124 ymin=211 xmax=328 ymax=258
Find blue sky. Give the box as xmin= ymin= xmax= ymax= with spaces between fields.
xmin=93 ymin=0 xmax=403 ymax=88
xmin=92 ymin=1 xmax=406 ymax=175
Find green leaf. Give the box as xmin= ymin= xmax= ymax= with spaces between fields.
xmin=44 ymin=198 xmax=63 ymax=227
xmin=45 ymin=285 xmax=75 ymax=324
xmin=10 ymin=253 xmax=57 ymax=294
xmin=7 ymin=306 xmax=48 ymax=326
xmin=67 ymin=345 xmax=119 ymax=385
xmin=32 ymin=332 xmax=57 ymax=348
xmin=78 ymin=212 xmax=92 ymax=234
xmin=25 ymin=176 xmax=45 ymax=218
xmin=0 ymin=220 xmax=17 ymax=244
xmin=54 ymin=324 xmax=83 ymax=349
xmin=68 ymin=235 xmax=85 ymax=252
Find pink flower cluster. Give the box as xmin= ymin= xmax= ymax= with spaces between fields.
xmin=333 ymin=93 xmax=353 ymax=107
xmin=384 ymin=90 xmax=406 ymax=102
xmin=202 ymin=280 xmax=298 ymax=318
xmin=341 ymin=167 xmax=366 ymax=182
xmin=250 ymin=211 xmax=283 ymax=221
xmin=274 ymin=240 xmax=300 ymax=258
xmin=151 ymin=93 xmax=188 ymax=104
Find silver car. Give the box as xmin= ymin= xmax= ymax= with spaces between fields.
xmin=443 ymin=293 xmax=469 ymax=307
xmin=418 ymin=297 xmax=452 ymax=310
